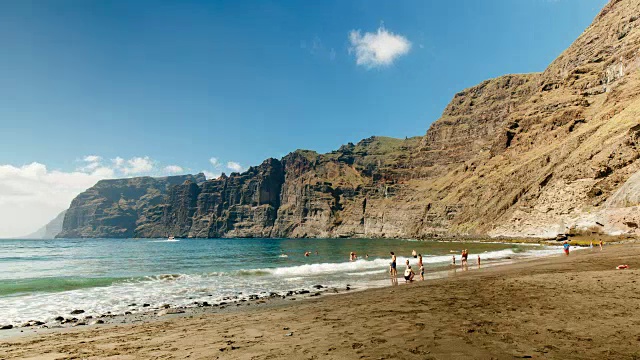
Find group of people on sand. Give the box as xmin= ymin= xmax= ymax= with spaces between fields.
xmin=451 ymin=249 xmax=479 ymax=268
xmin=390 ymin=248 xmax=482 ymax=283
xmin=564 ymin=239 xmax=604 ymax=256
xmin=389 ymin=251 xmax=425 ymax=283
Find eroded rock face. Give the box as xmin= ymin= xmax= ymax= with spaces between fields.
xmin=57 ymin=174 xmax=205 ymax=238
xmin=59 ymin=0 xmax=640 ymax=239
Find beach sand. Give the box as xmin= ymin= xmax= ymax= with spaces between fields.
xmin=1 ymin=243 xmax=639 ymax=359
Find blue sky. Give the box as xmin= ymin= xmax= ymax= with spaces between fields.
xmin=0 ymin=0 xmax=608 ymax=236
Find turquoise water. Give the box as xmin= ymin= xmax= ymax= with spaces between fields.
xmin=0 ymin=238 xmax=560 ymax=325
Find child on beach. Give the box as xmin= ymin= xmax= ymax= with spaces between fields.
xmin=563 ymin=241 xmax=570 ymax=256
xmin=419 ymin=263 xmax=424 ymax=281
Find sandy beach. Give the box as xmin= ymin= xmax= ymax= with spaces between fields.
xmin=1 ymin=243 xmax=639 ymax=359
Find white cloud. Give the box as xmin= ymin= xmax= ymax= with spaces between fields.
xmin=112 ymin=157 xmax=125 ymax=168
xmin=83 ymin=155 xmax=102 ymax=163
xmin=227 ymin=161 xmax=243 ymax=172
xmin=0 ymin=163 xmax=113 ymax=238
xmin=202 ymin=170 xmax=220 ymax=180
xmin=209 ymin=157 xmax=220 ymax=167
xmin=348 ymin=26 xmax=411 ymax=69
xmin=164 ymin=165 xmax=184 ymax=174
xmin=121 ymin=156 xmax=154 ymax=175
xmin=0 ymin=155 xmax=188 ymax=237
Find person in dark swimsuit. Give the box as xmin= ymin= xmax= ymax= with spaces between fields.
xmin=390 ymin=252 xmax=397 ymax=277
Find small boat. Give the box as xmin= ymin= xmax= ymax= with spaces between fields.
xmin=167 ymin=236 xmax=179 ymax=242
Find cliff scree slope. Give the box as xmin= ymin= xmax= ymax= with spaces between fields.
xmin=59 ymin=0 xmax=640 ymax=239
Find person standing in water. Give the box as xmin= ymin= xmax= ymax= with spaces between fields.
xmin=477 ymin=255 xmax=481 ymax=267
xmin=417 ymin=254 xmax=424 ymax=280
xmin=452 ymin=255 xmax=456 ymax=266
xmin=461 ymin=249 xmax=468 ymax=267
xmin=389 ymin=252 xmax=397 ymax=277
xmin=411 ymin=249 xmax=417 ymax=258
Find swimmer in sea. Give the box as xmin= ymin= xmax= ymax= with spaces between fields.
xmin=412 ymin=249 xmax=417 ymax=258
xmin=390 ymin=252 xmax=397 ymax=277
xmin=305 ymin=251 xmax=310 ymax=257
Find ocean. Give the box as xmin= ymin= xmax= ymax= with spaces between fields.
xmin=0 ymin=238 xmax=561 ymax=326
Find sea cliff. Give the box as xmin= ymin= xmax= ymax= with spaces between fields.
xmin=59 ymin=0 xmax=640 ymax=239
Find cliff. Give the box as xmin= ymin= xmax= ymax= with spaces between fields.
xmin=58 ymin=0 xmax=640 ymax=239
xmin=57 ymin=174 xmax=205 ymax=238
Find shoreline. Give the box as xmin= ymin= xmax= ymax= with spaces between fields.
xmin=3 ymin=243 xmax=639 ymax=359
xmin=0 ymin=242 xmax=564 ymax=336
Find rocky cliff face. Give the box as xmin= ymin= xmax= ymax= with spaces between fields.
xmin=58 ymin=174 xmax=205 ymax=238
xmin=59 ymin=0 xmax=640 ymax=239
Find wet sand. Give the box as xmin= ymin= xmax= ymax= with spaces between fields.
xmin=1 ymin=243 xmax=639 ymax=359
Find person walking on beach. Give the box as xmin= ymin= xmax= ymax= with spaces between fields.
xmin=563 ymin=241 xmax=570 ymax=256
xmin=477 ymin=255 xmax=481 ymax=267
xmin=452 ymin=255 xmax=456 ymax=266
xmin=417 ymin=254 xmax=424 ymax=280
xmin=599 ymin=240 xmax=604 ymax=251
xmin=390 ymin=252 xmax=397 ymax=277
xmin=403 ymin=259 xmax=415 ymax=282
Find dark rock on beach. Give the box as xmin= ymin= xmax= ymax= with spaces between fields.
xmin=70 ymin=309 xmax=85 ymax=315
xmin=1 ymin=325 xmax=13 ymax=330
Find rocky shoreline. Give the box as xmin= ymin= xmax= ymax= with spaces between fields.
xmin=0 ymin=283 xmax=354 ymax=339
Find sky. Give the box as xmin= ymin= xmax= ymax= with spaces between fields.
xmin=0 ymin=0 xmax=608 ymax=237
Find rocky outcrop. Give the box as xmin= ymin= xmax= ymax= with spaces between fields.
xmin=59 ymin=0 xmax=640 ymax=239
xmin=57 ymin=174 xmax=205 ymax=238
